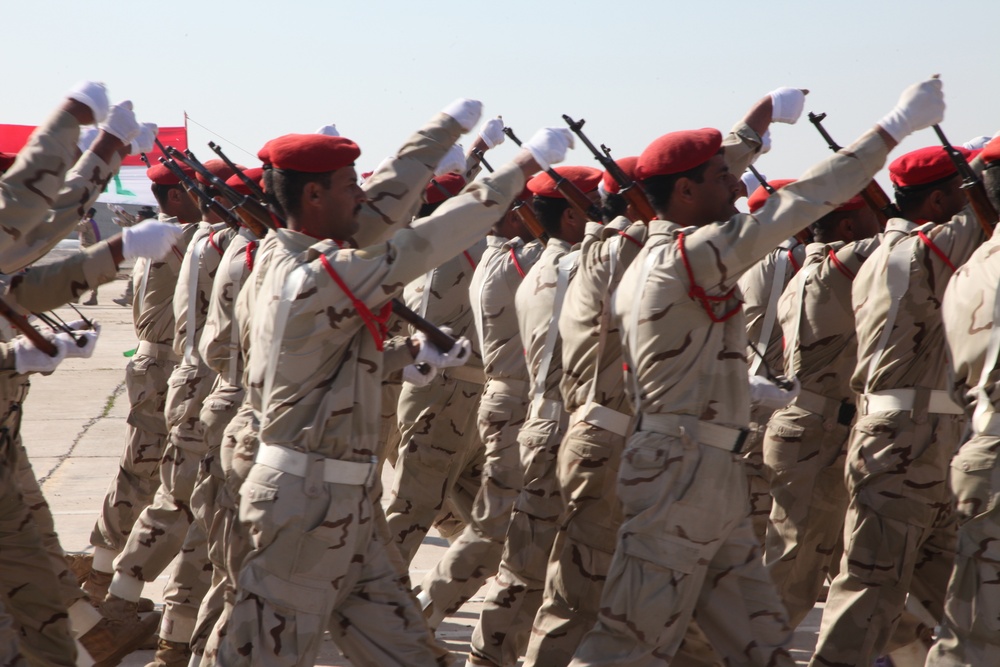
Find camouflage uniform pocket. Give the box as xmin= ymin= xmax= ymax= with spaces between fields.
xmin=763 ymin=420 xmax=807 ymax=473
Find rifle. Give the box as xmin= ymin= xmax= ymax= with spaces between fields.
xmin=0 ymin=298 xmax=58 ymax=356
xmin=390 ymin=300 xmax=458 ymax=353
xmin=473 ymin=149 xmax=549 ymax=243
xmin=209 ymin=141 xmax=288 ymax=230
xmin=154 ymin=140 xmax=244 ymax=232
xmin=807 ymin=112 xmax=900 ymax=225
xmin=747 ymin=164 xmax=775 ymax=194
xmin=562 ymin=114 xmax=657 ymax=222
xmin=168 ymin=147 xmax=273 ymax=239
xmin=932 ymin=124 xmax=998 ymax=236
xmin=503 ymin=126 xmax=602 ymax=223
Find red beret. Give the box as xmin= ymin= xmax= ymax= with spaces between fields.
xmin=196 ymin=159 xmax=243 ymax=186
xmin=637 ymin=128 xmax=723 ymax=180
xmin=425 ymin=173 xmax=466 ymax=205
xmin=835 ymin=194 xmax=867 ymax=212
xmin=0 ymin=152 xmax=16 ymax=173
xmin=601 ymin=156 xmax=639 ymax=195
xmin=747 ymin=179 xmax=795 ymax=213
xmin=980 ymin=135 xmax=1000 ymax=165
xmin=224 ymin=167 xmax=264 ymax=196
xmin=527 ymin=166 xmax=602 ymax=199
xmin=889 ymin=145 xmax=968 ymax=188
xmin=267 ymin=134 xmax=360 ymax=173
xmin=147 ymin=162 xmax=195 ymax=186
xmin=257 ymin=140 xmax=274 ymax=165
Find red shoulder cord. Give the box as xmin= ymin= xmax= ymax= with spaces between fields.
xmin=244 ymin=240 xmax=258 ymax=272
xmin=463 ymin=250 xmax=476 ymax=269
xmin=676 ymin=232 xmax=742 ymax=323
xmin=787 ymin=247 xmax=800 ymax=272
xmin=618 ymin=230 xmax=645 ymax=248
xmin=827 ymin=248 xmax=856 ymax=280
xmin=509 ymin=248 xmax=526 ymax=279
xmin=916 ymin=230 xmax=956 ymax=272
xmin=207 ymin=229 xmax=223 ymax=256
xmin=318 ymin=253 xmax=393 ymax=352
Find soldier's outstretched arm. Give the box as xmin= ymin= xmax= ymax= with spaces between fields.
xmin=353 ymin=98 xmax=484 ymax=247
xmin=723 ymin=86 xmax=808 ymax=177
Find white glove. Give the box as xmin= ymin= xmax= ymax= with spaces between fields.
xmin=62 ymin=318 xmax=100 ymax=332
xmin=122 ymin=219 xmax=183 ymax=261
xmin=760 ymin=129 xmax=772 ymax=155
xmin=99 ymin=101 xmax=140 ymax=143
xmin=963 ymin=135 xmax=991 ymax=150
xmin=435 ymin=144 xmax=466 ymax=176
xmin=478 ymin=116 xmax=505 ymax=149
xmin=12 ymin=335 xmax=67 ymax=375
xmin=769 ymin=87 xmax=807 ymax=125
xmin=77 ymin=127 xmax=99 ymax=153
xmin=442 ymin=98 xmax=483 ymax=132
xmin=129 ymin=123 xmax=157 ymax=155
xmin=749 ymin=374 xmax=801 ymax=411
xmin=741 ymin=170 xmax=763 ymax=198
xmin=877 ymin=77 xmax=946 ymax=143
xmin=66 ymin=80 xmax=110 ymax=124
xmin=413 ymin=330 xmax=471 ymax=369
xmin=56 ymin=327 xmax=99 ymax=359
xmin=402 ymin=362 xmax=438 ymax=387
xmin=523 ymin=127 xmax=574 ymax=171
xmin=315 ymin=124 xmax=340 ymax=137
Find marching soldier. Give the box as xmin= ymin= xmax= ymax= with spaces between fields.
xmin=570 ymin=78 xmax=943 ymax=666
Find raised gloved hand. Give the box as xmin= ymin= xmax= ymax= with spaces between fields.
xmin=442 ymin=98 xmax=484 ymax=132
xmin=740 ymin=170 xmax=763 ymax=198
xmin=122 ymin=219 xmax=183 ymax=261
xmin=963 ymin=135 xmax=991 ymax=150
xmin=769 ymin=87 xmax=807 ymax=124
xmin=523 ymin=127 xmax=574 ymax=171
xmin=749 ymin=374 xmax=800 ymax=411
xmin=67 ymin=81 xmax=110 ymax=124
xmin=12 ymin=335 xmax=67 ymax=375
xmin=878 ymin=77 xmax=945 ymax=143
xmin=129 ymin=123 xmax=158 ymax=155
xmin=435 ymin=144 xmax=466 ymax=176
xmin=402 ymin=361 xmax=438 ymax=387
xmin=315 ymin=123 xmax=340 ymax=137
xmin=478 ymin=116 xmax=505 ymax=149
xmin=413 ymin=329 xmax=471 ymax=369
xmin=56 ymin=324 xmax=100 ymax=359
xmin=99 ymin=101 xmax=140 ymax=143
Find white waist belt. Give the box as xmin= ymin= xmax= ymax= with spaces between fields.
xmin=136 ymin=341 xmax=180 ymax=362
xmin=793 ymin=389 xmax=846 ymax=418
xmin=861 ymin=388 xmax=963 ymax=415
xmin=255 ymin=443 xmax=378 ymax=487
xmin=638 ymin=413 xmax=748 ymax=453
xmin=445 ymin=364 xmax=486 ymax=386
xmin=529 ymin=397 xmax=564 ymax=422
xmin=489 ymin=378 xmax=529 ymax=397
xmin=573 ymin=403 xmax=633 ymax=437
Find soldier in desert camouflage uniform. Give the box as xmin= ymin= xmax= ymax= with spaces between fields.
xmin=928 ymin=134 xmax=1000 ymax=667
xmin=469 ymin=166 xmax=600 ymax=666
xmin=570 ymin=79 xmax=941 ymax=666
xmin=810 ymin=142 xmax=987 ymax=665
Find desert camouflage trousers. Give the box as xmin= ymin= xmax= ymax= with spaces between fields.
xmin=386 ymin=375 xmax=484 ymax=564
xmin=926 ymin=434 xmax=1000 ymax=666
xmin=744 ymin=406 xmax=774 ymax=544
xmin=471 ymin=415 xmax=564 ymax=666
xmin=380 ymin=375 xmax=403 ymax=466
xmin=113 ymin=363 xmax=213 ymax=586
xmin=419 ymin=380 xmax=528 ymax=620
xmin=809 ymin=408 xmax=961 ymax=667
xmin=217 ymin=461 xmax=452 ymax=667
xmin=762 ymin=404 xmax=850 ymax=627
xmin=569 ymin=429 xmax=796 ymax=667
xmin=91 ymin=351 xmax=176 ymax=555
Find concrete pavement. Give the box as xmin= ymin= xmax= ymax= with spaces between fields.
xmin=23 ymin=270 xmax=823 ymax=666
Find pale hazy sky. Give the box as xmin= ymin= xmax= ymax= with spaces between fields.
xmin=6 ymin=0 xmax=998 ymax=193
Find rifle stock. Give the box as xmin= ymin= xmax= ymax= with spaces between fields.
xmin=391 ymin=299 xmax=457 ymax=352
xmin=932 ymin=124 xmax=998 ymax=237
xmin=0 ymin=299 xmax=58 ymax=357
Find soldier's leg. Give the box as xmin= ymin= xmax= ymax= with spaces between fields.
xmin=380 ymin=375 xmax=403 ymax=467
xmin=762 ymin=406 xmax=850 ymax=627
xmin=418 ymin=384 xmax=527 ymax=622
xmin=471 ymin=419 xmax=563 ymax=666
xmin=157 ymin=521 xmax=211 ymax=658
xmin=927 ymin=442 xmax=1000 ymax=667
xmin=570 ymin=434 xmax=794 ymax=667
xmin=742 ymin=411 xmax=772 ymax=543
xmin=523 ymin=422 xmax=623 ymax=667
xmin=809 ymin=411 xmax=961 ymax=667
xmin=89 ymin=354 xmax=174 ymax=584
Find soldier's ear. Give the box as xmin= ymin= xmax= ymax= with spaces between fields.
xmin=673 ymin=177 xmax=696 ymax=205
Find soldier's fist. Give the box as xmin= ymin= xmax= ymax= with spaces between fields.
xmin=442 ymin=99 xmax=484 ymax=132
xmin=878 ymin=77 xmax=945 ymax=143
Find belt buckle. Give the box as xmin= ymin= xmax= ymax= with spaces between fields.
xmin=732 ymin=428 xmax=750 ymax=454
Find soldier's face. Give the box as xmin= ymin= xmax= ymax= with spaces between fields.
xmin=693 ymin=154 xmax=740 ymax=223
xmin=320 ymin=167 xmax=366 ymax=240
